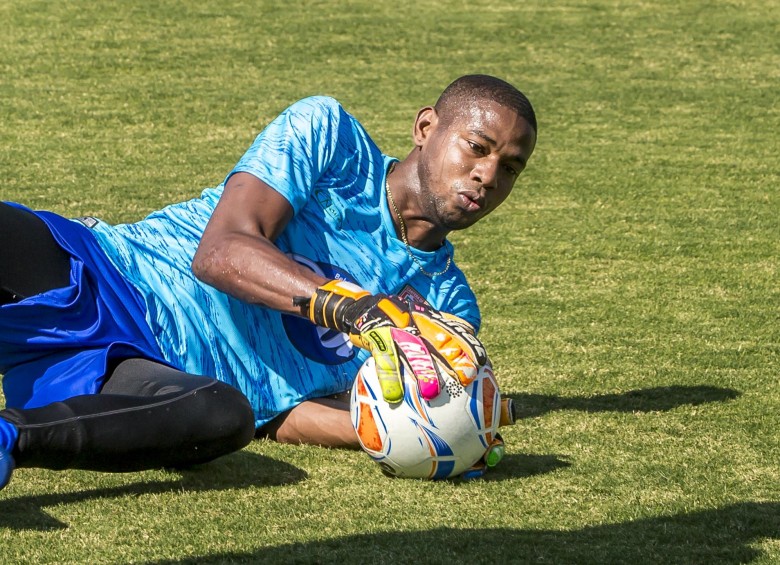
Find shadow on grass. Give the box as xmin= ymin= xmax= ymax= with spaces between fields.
xmin=377 ymin=453 xmax=571 ymax=485
xmin=477 ymin=453 xmax=571 ymax=481
xmin=511 ymin=385 xmax=741 ymax=420
xmin=151 ymin=501 xmax=779 ymax=564
xmin=0 ymin=451 xmax=306 ymax=531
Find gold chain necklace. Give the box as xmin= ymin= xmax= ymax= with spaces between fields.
xmin=385 ymin=180 xmax=452 ymax=278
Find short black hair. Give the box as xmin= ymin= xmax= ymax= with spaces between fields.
xmin=434 ymin=74 xmax=537 ymax=134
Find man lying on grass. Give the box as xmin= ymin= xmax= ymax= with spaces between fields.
xmin=0 ymin=74 xmax=537 ymax=488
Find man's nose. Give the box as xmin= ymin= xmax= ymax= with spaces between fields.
xmin=471 ymin=159 xmax=498 ymax=188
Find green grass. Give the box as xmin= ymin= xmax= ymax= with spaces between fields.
xmin=1 ymin=0 xmax=778 ymax=562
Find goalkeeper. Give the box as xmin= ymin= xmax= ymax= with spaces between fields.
xmin=0 ymin=74 xmax=537 ymax=489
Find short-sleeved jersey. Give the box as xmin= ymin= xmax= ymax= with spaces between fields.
xmin=91 ymin=96 xmax=480 ymax=427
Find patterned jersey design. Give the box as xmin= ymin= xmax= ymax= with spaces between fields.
xmin=91 ymin=96 xmax=480 ymax=427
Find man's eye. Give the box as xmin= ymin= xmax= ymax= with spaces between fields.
xmin=467 ymin=141 xmax=484 ymax=154
xmin=504 ymin=165 xmax=518 ymax=176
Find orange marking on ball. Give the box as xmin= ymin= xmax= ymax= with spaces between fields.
xmin=356 ymin=374 xmax=369 ymax=397
xmin=482 ymin=377 xmax=496 ymax=429
xmin=357 ymin=402 xmax=383 ymax=452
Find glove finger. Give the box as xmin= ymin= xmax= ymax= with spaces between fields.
xmin=449 ymin=350 xmax=479 ymax=386
xmin=421 ymin=338 xmax=479 ymax=386
xmin=411 ymin=311 xmax=488 ymax=367
xmin=499 ymin=397 xmax=517 ymax=427
xmin=389 ymin=327 xmax=441 ymax=401
xmin=461 ymin=436 xmax=505 ymax=480
xmin=441 ymin=312 xmax=478 ymax=335
xmin=483 ymin=434 xmax=505 ymax=468
xmin=364 ymin=327 xmax=404 ymax=403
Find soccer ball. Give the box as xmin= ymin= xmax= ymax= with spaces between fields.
xmin=349 ymin=356 xmax=502 ymax=479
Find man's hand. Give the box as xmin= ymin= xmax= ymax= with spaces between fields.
xmin=460 ymin=434 xmax=506 ymax=480
xmin=356 ymin=326 xmax=440 ymax=402
xmin=300 ymin=279 xmax=488 ymax=399
xmin=460 ymin=399 xmax=516 ymax=479
xmin=404 ymin=303 xmax=488 ymax=386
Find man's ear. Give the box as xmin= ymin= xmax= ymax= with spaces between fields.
xmin=412 ymin=106 xmax=438 ymax=147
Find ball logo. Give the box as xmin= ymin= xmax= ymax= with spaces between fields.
xmin=281 ymin=254 xmax=357 ymax=365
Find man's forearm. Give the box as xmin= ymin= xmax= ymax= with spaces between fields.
xmin=259 ymin=398 xmax=359 ymax=448
xmin=192 ymin=231 xmax=324 ymax=315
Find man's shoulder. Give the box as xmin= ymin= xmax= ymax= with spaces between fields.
xmin=276 ymin=96 xmax=363 ymax=144
xmin=296 ymin=94 xmax=342 ymax=108
xmin=283 ymin=96 xmax=375 ymax=158
xmin=286 ymin=95 xmax=346 ymax=121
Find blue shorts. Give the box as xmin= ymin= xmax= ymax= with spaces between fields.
xmin=0 ymin=204 xmax=166 ymax=409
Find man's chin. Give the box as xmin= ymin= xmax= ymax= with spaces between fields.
xmin=443 ymin=215 xmax=482 ymax=231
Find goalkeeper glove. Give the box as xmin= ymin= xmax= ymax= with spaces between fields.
xmin=460 ymin=398 xmax=516 ymax=480
xmin=355 ymin=325 xmax=440 ymax=403
xmin=302 ymin=280 xmax=488 ymax=391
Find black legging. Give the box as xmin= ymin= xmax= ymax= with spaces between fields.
xmin=0 ymin=203 xmax=255 ymax=471
xmin=1 ymin=359 xmax=255 ymax=471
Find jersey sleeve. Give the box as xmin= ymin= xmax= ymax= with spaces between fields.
xmin=227 ymin=96 xmax=343 ymax=214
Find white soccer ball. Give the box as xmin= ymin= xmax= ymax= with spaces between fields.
xmin=349 ymin=356 xmax=502 ymax=479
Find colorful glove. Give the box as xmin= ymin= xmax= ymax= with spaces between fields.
xmin=460 ymin=434 xmax=506 ymax=480
xmin=355 ymin=326 xmax=440 ymax=403
xmin=299 ymin=280 xmax=444 ymax=402
xmin=303 ymin=279 xmax=488 ymax=390
xmin=460 ymin=399 xmax=516 ymax=480
xmin=406 ymin=302 xmax=487 ymax=386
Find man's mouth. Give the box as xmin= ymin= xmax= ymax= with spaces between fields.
xmin=457 ymin=190 xmax=484 ymax=213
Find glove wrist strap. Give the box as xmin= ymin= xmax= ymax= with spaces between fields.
xmin=308 ymin=280 xmax=371 ymax=332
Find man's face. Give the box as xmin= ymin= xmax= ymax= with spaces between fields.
xmin=415 ymin=100 xmax=536 ymax=231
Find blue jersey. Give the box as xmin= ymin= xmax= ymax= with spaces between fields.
xmin=90 ymin=96 xmax=480 ymax=427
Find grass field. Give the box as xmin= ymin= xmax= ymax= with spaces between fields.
xmin=1 ymin=0 xmax=778 ymax=563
